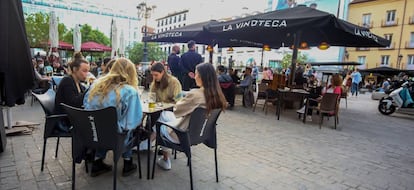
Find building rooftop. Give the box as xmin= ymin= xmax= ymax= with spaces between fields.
xmin=156 ymin=10 xmax=189 ymax=21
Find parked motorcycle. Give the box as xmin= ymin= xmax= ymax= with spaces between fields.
xmin=378 ymin=81 xmax=414 ymax=115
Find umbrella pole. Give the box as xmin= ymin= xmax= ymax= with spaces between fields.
xmin=289 ymin=31 xmax=301 ymax=87
xmin=260 ymin=48 xmax=264 ymax=68
xmin=209 ymin=51 xmax=213 ymax=64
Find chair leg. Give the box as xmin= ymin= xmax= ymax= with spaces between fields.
xmin=174 ymin=149 xmax=177 ymax=160
xmin=264 ymin=100 xmax=268 ymax=115
xmin=151 ymin=145 xmax=158 ymax=179
xmin=334 ymin=116 xmax=337 ymax=129
xmin=319 ymin=115 xmax=323 ymax=129
xmin=55 ymin=137 xmax=60 ymax=158
xmin=345 ymin=98 xmax=348 ymax=109
xmin=41 ymin=139 xmax=47 ymax=171
xmin=113 ymin=160 xmax=117 ymax=190
xmin=252 ymin=98 xmax=258 ymax=112
xmin=72 ymin=160 xmax=75 ymax=190
xmin=214 ymin=148 xmax=218 ymax=183
xmin=188 ymin=158 xmax=194 ymax=190
xmin=137 ymin=146 xmax=142 ymax=179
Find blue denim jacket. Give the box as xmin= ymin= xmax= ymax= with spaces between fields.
xmin=83 ymin=85 xmax=143 ymax=134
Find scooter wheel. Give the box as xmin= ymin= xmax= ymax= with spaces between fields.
xmin=378 ymin=101 xmax=395 ymax=115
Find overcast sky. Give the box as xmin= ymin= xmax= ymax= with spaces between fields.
xmin=116 ymin=0 xmax=268 ymax=25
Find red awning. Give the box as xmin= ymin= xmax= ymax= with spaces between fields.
xmin=81 ymin=41 xmax=112 ymax=52
xmin=34 ymin=41 xmax=74 ymax=50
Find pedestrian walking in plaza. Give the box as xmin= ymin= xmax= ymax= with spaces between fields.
xmin=351 ymin=68 xmax=362 ymax=96
xmin=180 ymin=40 xmax=202 ymax=91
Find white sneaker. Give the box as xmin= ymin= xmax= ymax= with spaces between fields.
xmin=157 ymin=157 xmax=171 ymax=170
xmin=296 ymin=106 xmax=305 ymax=114
xmin=306 ymin=116 xmax=313 ymax=122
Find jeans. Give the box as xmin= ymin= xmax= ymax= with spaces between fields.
xmin=351 ymin=83 xmax=359 ymax=96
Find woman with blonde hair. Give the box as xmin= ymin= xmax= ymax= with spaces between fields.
xmin=83 ymin=58 xmax=143 ymax=177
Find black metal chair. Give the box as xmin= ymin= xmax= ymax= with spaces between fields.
xmin=32 ymin=89 xmax=71 ymax=172
xmin=61 ymin=104 xmax=141 ymax=190
xmin=152 ymin=108 xmax=222 ymax=190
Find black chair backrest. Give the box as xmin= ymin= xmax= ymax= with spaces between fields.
xmin=320 ymin=93 xmax=339 ymax=112
xmin=61 ymin=104 xmax=121 ymax=150
xmin=32 ymin=89 xmax=56 ymax=116
xmin=188 ymin=108 xmax=222 ymax=147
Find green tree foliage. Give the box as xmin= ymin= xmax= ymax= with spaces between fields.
xmin=62 ymin=24 xmax=110 ymax=46
xmin=128 ymin=42 xmax=164 ymax=64
xmin=281 ymin=52 xmax=309 ymax=69
xmin=24 ymin=12 xmax=67 ymax=48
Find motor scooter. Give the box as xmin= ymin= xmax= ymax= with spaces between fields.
xmin=378 ymin=81 xmax=414 ymax=115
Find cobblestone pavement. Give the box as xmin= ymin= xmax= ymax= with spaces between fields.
xmin=1 ymin=93 xmax=414 ymax=190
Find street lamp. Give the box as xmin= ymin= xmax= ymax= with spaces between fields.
xmin=137 ymin=2 xmax=156 ymax=63
xmin=397 ymin=54 xmax=403 ymax=69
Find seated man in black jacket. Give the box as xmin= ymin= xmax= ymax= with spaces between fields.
xmin=217 ymin=65 xmax=235 ymax=108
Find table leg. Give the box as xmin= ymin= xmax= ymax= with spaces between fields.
xmin=146 ymin=114 xmax=151 ymax=180
xmin=277 ymin=93 xmax=281 ymax=120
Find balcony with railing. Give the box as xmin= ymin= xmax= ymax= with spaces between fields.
xmin=405 ymin=41 xmax=414 ymax=49
xmin=379 ymin=42 xmax=395 ymax=50
xmin=381 ymin=18 xmax=399 ymax=27
xmin=358 ymin=21 xmax=373 ymax=29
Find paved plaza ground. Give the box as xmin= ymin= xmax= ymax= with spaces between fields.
xmin=1 ymin=92 xmax=414 ymax=190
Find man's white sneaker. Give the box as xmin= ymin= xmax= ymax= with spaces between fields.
xmin=306 ymin=116 xmax=313 ymax=122
xmin=157 ymin=157 xmax=171 ymax=170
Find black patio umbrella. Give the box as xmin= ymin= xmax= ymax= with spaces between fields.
xmin=0 ymin=0 xmax=35 ymax=151
xmin=205 ymin=5 xmax=390 ymax=86
xmin=309 ymin=62 xmax=362 ymax=66
xmin=0 ymin=0 xmax=34 ymax=106
xmin=360 ymin=67 xmax=412 ymax=76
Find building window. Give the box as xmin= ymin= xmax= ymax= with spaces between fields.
xmin=173 ymin=16 xmax=176 ymax=23
xmin=386 ymin=10 xmax=396 ymax=24
xmin=183 ymin=13 xmax=186 ymax=21
xmin=408 ymin=55 xmax=414 ymax=65
xmin=357 ymin=56 xmax=366 ymax=65
xmin=202 ymin=46 xmax=206 ymax=54
xmin=178 ymin=14 xmax=181 ymax=22
xmin=168 ymin=46 xmax=171 ymax=54
xmin=381 ymin=55 xmax=390 ymax=65
xmin=169 ymin=17 xmax=172 ymax=24
xmin=411 ymin=32 xmax=414 ymax=43
xmin=157 ymin=21 xmax=160 ymax=27
xmin=362 ymin=13 xmax=371 ymax=28
xmin=384 ymin=34 xmax=393 ymax=48
xmin=178 ymin=24 xmax=181 ymax=27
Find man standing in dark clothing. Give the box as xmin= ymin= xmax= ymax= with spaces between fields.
xmin=168 ymin=45 xmax=181 ymax=82
xmin=180 ymin=40 xmax=202 ymax=91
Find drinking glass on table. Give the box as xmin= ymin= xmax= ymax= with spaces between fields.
xmin=138 ymin=86 xmax=145 ymax=97
xmin=148 ymin=92 xmax=156 ymax=109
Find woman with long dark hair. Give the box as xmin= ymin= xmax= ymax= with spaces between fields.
xmin=150 ymin=62 xmax=182 ymax=103
xmin=156 ymin=63 xmax=227 ymax=170
xmin=55 ymin=52 xmax=90 ymax=114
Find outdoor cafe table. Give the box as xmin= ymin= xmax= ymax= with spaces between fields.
xmin=277 ymin=88 xmax=310 ymax=120
xmin=141 ymin=102 xmax=175 ymax=179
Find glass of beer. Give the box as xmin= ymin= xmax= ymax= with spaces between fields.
xmin=148 ymin=92 xmax=156 ymax=109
